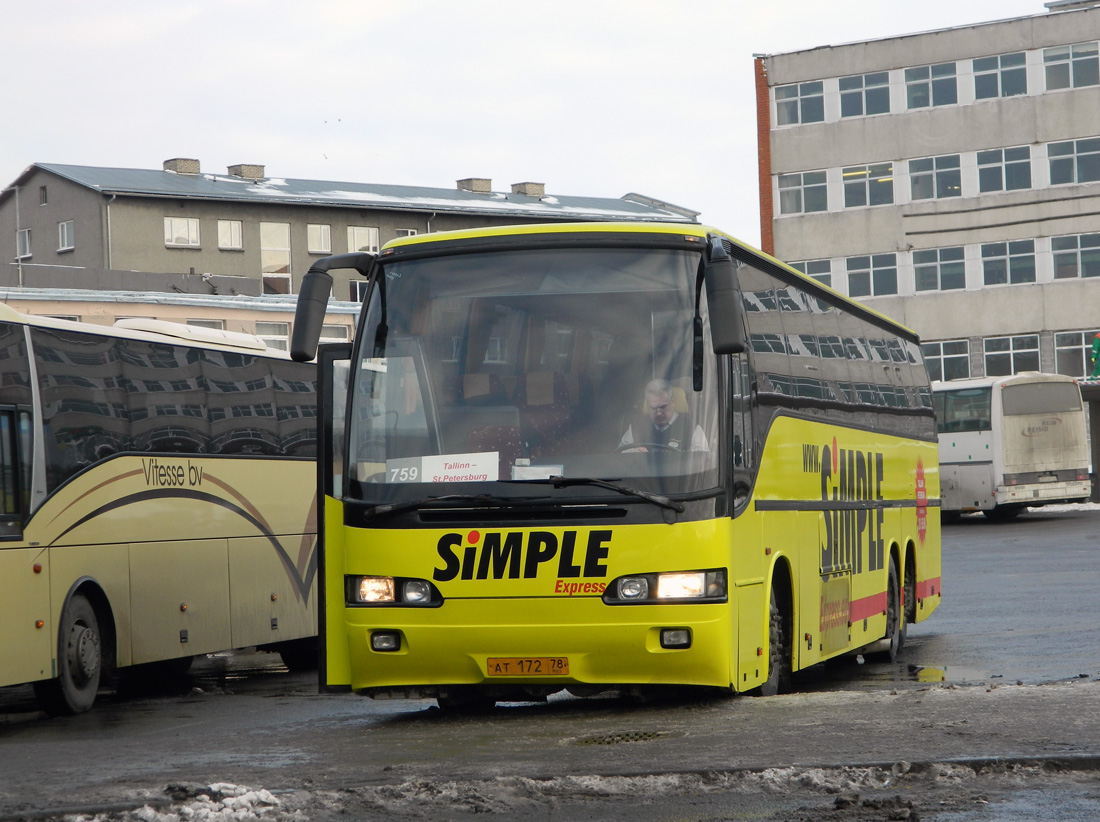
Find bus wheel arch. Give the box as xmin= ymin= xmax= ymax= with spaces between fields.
xmin=751 ymin=559 xmax=793 ymax=697
xmin=33 ymin=581 xmax=116 ymax=716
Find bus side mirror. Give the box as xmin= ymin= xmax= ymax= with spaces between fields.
xmin=290 ymin=252 xmax=375 ymax=362
xmin=704 ymin=239 xmax=747 ymax=355
xmin=290 ymin=270 xmax=334 ymax=362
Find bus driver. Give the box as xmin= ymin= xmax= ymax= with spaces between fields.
xmin=619 ymin=378 xmax=709 ymax=452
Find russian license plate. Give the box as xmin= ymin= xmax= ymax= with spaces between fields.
xmin=486 ymin=657 xmax=569 ymax=677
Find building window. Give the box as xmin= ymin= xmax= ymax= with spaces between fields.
xmin=187 ymin=319 xmax=225 ymax=330
xmin=307 ymin=224 xmax=331 ymax=254
xmin=974 ymin=52 xmax=1027 ymax=99
xmin=839 ymin=72 xmax=890 ymax=117
xmin=350 ymin=280 xmax=369 ymax=301
xmin=790 ymin=259 xmax=832 ymax=287
xmin=39 ymin=186 xmax=47 ymax=205
xmin=981 ymin=241 xmax=1035 ymax=286
xmin=778 ymin=171 xmax=828 ymax=214
xmin=260 ymin=222 xmax=291 ymax=295
xmin=16 ymin=229 xmax=30 ymax=259
xmin=775 ymin=81 xmax=824 ymax=126
xmin=57 ymin=220 xmax=74 ymax=251
xmin=320 ymin=324 xmax=350 ymax=343
xmin=1045 ymin=42 xmax=1099 ymax=90
xmin=395 ymin=228 xmax=418 ymax=237
xmin=1052 ymin=233 xmax=1100 ymax=278
xmin=255 ymin=321 xmax=289 ymax=351
xmin=1055 ymin=330 xmax=1100 ymax=377
xmin=218 ymin=220 xmax=243 ymax=250
xmin=846 ymin=253 xmax=898 ymax=298
xmin=909 ymin=155 xmax=961 ymax=200
xmin=984 ymin=334 xmax=1039 ymax=376
xmin=905 ymin=62 xmax=957 ymax=109
xmin=922 ymin=340 xmax=970 ymax=382
xmin=843 ymin=163 xmax=894 ymax=208
xmin=164 ymin=217 xmax=200 ymax=247
xmin=977 ymin=147 xmax=1032 ymax=192
xmin=914 ymin=247 xmax=966 ymax=292
xmin=1048 ymin=138 xmax=1100 ymax=185
xmin=348 ymin=226 xmax=379 ymax=253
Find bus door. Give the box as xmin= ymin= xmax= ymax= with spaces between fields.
xmin=0 ymin=320 xmax=53 ymax=686
xmin=317 ymin=342 xmax=353 ymax=690
xmin=729 ymin=353 xmax=765 ymax=687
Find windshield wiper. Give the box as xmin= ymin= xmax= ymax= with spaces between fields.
xmin=513 ymin=476 xmax=685 ymax=516
xmin=364 ymin=493 xmax=553 ymax=521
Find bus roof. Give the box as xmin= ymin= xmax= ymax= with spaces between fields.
xmin=932 ymin=372 xmax=1080 ymax=392
xmin=0 ymin=301 xmax=289 ymax=358
xmin=377 ymin=221 xmax=920 ymax=343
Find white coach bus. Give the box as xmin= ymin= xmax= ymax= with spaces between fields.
xmin=933 ymin=372 xmax=1090 ymax=520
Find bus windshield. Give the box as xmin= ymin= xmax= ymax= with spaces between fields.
xmin=346 ymin=246 xmax=720 ymax=501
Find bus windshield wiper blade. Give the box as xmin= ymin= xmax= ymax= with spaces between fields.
xmin=365 ymin=493 xmax=552 ymax=520
xmin=521 ymin=476 xmax=685 ymax=514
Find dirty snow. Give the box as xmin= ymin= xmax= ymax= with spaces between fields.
xmin=57 ymin=761 xmax=1092 ymax=822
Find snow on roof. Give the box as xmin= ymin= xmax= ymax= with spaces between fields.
xmin=17 ymin=163 xmax=698 ymax=222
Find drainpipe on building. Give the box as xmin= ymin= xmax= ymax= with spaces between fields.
xmin=105 ymin=193 xmax=116 ymax=270
xmin=426 ymin=212 xmax=437 ymax=234
xmin=5 ymin=185 xmax=23 ymax=287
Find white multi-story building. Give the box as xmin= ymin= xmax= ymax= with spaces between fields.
xmin=755 ymin=0 xmax=1100 ymax=387
xmin=755 ymin=1 xmax=1100 ymax=488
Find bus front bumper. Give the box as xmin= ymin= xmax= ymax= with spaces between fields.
xmin=341 ymin=597 xmax=733 ymax=697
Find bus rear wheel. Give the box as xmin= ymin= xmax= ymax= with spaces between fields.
xmin=752 ymin=584 xmax=791 ymax=697
xmin=33 ymin=593 xmax=102 ymax=715
xmin=871 ymin=561 xmax=904 ymax=662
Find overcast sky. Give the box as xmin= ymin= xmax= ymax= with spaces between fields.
xmin=2 ymin=0 xmax=1049 ymax=249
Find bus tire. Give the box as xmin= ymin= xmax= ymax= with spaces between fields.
xmin=901 ymin=556 xmax=917 ymax=651
xmin=871 ymin=561 xmax=904 ymax=663
xmin=752 ymin=584 xmax=791 ymax=697
xmin=437 ymin=689 xmax=496 ymax=711
xmin=983 ymin=505 xmax=1022 ymax=521
xmin=33 ymin=593 xmax=102 ymax=715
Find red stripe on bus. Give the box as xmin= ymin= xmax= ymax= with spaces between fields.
xmin=849 ymin=592 xmax=887 ymax=622
xmin=916 ymin=577 xmax=941 ymax=599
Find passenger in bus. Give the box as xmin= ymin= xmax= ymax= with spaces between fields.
xmin=618 ymin=378 xmax=709 ymax=452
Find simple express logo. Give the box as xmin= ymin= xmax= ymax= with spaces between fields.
xmin=818 ymin=437 xmax=886 ymax=576
xmin=433 ymin=529 xmax=610 ymax=595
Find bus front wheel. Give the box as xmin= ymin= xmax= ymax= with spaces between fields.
xmin=33 ymin=593 xmax=102 ymax=715
xmin=752 ymin=584 xmax=791 ymax=697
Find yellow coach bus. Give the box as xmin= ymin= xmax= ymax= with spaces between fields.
xmin=0 ymin=306 xmax=319 ymax=714
xmin=290 ymin=222 xmax=941 ymax=708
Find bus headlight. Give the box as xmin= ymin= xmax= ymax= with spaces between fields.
xmin=618 ymin=577 xmax=650 ymax=600
xmin=403 ymin=580 xmax=432 ymax=603
xmin=604 ymin=570 xmax=726 ymax=604
xmin=347 ymin=576 xmax=441 ymax=606
xmin=657 ymin=573 xmax=705 ymax=599
xmin=357 ymin=577 xmax=395 ymax=603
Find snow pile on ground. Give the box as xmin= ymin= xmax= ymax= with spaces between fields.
xmin=65 ymin=783 xmax=304 ymax=822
